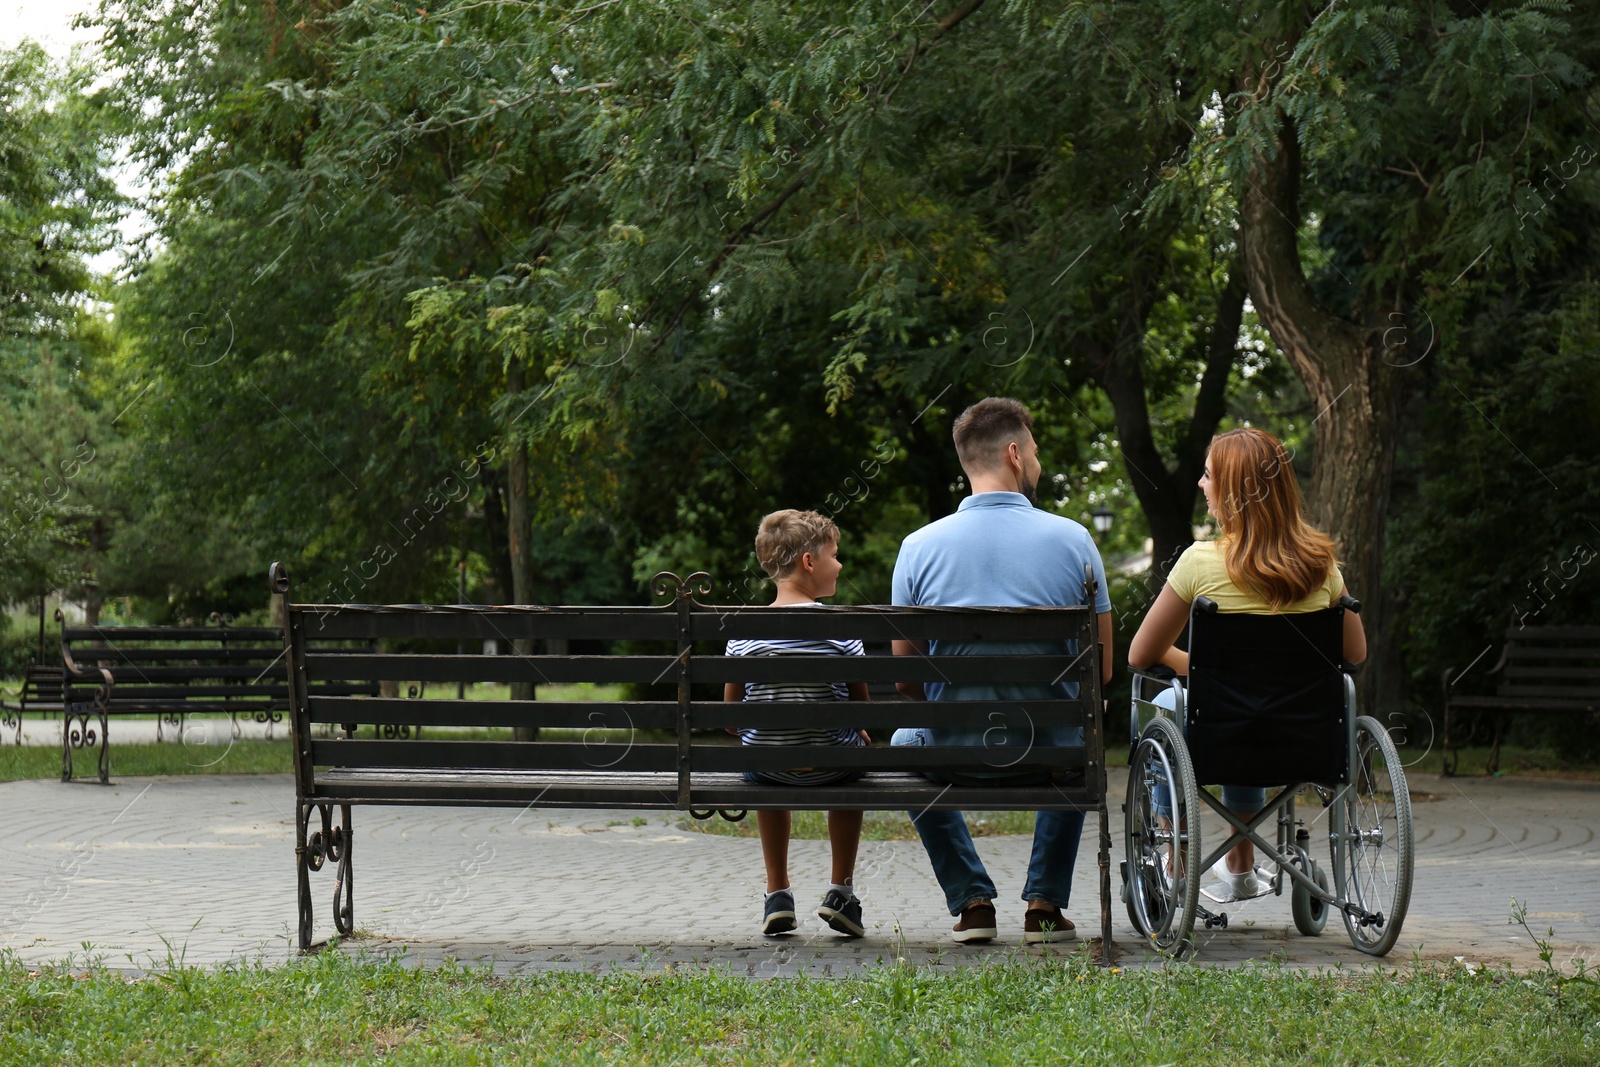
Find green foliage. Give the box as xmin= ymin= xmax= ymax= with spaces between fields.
xmin=0 ymin=42 xmax=119 ymax=343
xmin=0 ymin=42 xmax=125 ymax=607
xmin=0 ymin=608 xmax=56 ymax=677
xmin=1390 ymin=269 xmax=1600 ymax=752
xmin=35 ymin=0 xmax=1596 ymax=736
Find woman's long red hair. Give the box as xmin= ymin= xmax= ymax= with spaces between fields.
xmin=1207 ymin=428 xmax=1338 ymax=610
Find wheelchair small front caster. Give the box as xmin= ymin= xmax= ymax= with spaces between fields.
xmin=1204 ymin=911 xmax=1229 ymax=930
xmin=1292 ymin=858 xmax=1332 ymax=936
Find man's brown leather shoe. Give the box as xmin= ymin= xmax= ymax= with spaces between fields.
xmin=952 ymin=902 xmax=998 ymax=943
xmin=1023 ymin=905 xmax=1076 ymax=943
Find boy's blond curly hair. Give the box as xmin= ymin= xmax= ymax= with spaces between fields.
xmin=754 ymin=510 xmax=839 ymax=579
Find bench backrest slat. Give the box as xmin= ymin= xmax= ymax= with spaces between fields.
xmin=279 ymin=573 xmax=1104 ymax=812
xmin=310 ymin=738 xmax=680 ymax=773
xmin=302 ymin=608 xmax=679 ymax=642
xmin=62 ymin=625 xmax=375 ymax=714
xmin=1484 ymin=626 xmax=1600 ymax=704
xmin=1500 ymin=625 xmax=1600 ymax=641
xmin=691 ymin=608 xmax=1086 ymax=643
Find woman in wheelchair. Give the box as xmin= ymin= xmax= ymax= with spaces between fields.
xmin=1128 ymin=427 xmax=1366 ymax=901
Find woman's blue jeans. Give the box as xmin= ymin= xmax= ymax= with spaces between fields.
xmin=891 ymin=728 xmax=1083 ymax=915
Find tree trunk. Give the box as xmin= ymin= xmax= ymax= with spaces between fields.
xmin=480 ymin=466 xmax=514 ymax=607
xmin=1086 ymin=265 xmax=1245 ymax=580
xmin=907 ymin=415 xmax=956 ymax=521
xmin=1239 ymin=115 xmax=1407 ymax=716
xmin=506 ymin=360 xmax=538 ymax=740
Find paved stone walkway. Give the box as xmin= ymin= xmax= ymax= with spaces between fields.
xmin=1 ymin=769 xmax=1595 ymax=975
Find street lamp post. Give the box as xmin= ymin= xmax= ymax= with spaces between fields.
xmin=1091 ymin=506 xmax=1114 ymax=537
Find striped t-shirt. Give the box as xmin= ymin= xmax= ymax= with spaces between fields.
xmin=726 ymin=630 xmax=864 ymax=785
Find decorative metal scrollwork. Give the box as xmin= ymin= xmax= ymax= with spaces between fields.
xmin=296 ymin=800 xmax=353 ymax=950
xmin=61 ymin=707 xmax=109 ymax=784
xmin=60 ymin=638 xmax=113 ymax=784
xmin=156 ymin=709 xmax=184 ymax=744
xmin=228 ymin=707 xmax=285 ymax=741
xmin=2 ymin=706 xmax=19 ymax=746
xmin=378 ymin=723 xmax=418 ymax=740
xmin=650 ymin=570 xmax=715 ymax=606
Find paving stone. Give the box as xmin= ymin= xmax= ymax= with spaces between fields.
xmin=0 ymin=770 xmax=1594 ymax=976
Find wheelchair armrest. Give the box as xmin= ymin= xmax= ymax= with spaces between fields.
xmin=1129 ymin=667 xmax=1185 ymax=744
xmin=1339 ymin=593 xmax=1361 ymax=614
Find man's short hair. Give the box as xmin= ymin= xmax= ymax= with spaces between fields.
xmin=952 ymin=397 xmax=1034 ymax=472
xmin=754 ymin=509 xmax=839 ymax=579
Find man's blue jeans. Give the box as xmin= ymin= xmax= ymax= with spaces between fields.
xmin=893 ymin=728 xmax=1084 ymax=915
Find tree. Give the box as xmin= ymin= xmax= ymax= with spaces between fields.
xmin=0 ymin=41 xmax=123 ymax=612
xmin=1187 ymin=1 xmax=1598 ymax=708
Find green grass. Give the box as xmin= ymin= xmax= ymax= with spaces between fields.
xmin=1430 ymin=744 xmax=1600 ymax=779
xmin=0 ymin=740 xmax=296 ymax=782
xmin=2 ymin=950 xmax=1595 ymax=1065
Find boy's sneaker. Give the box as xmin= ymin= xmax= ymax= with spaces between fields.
xmin=762 ymin=889 xmax=797 ymax=936
xmin=1022 ymin=905 xmax=1076 ymax=944
xmin=951 ymin=902 xmax=998 ymax=943
xmin=817 ymin=889 xmax=865 ymax=938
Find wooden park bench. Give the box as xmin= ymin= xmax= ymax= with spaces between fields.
xmin=1 ymin=660 xmax=65 ymax=745
xmin=61 ymin=621 xmax=377 ymax=783
xmin=1441 ymin=624 xmax=1600 ymax=775
xmin=276 ymin=564 xmax=1115 ymax=960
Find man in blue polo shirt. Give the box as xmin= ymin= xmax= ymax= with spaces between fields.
xmin=891 ymin=396 xmax=1112 ymax=944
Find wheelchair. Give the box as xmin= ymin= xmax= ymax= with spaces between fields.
xmin=1121 ymin=594 xmax=1414 ymax=956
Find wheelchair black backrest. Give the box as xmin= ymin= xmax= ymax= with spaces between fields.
xmin=1185 ymin=596 xmax=1352 ymax=788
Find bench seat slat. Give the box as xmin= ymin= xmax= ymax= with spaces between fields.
xmin=689 ymin=699 xmax=1084 ymax=731
xmin=305 ymin=697 xmax=1082 ymax=732
xmin=1491 ymin=684 xmax=1600 ymax=700
xmin=690 ymin=744 xmax=1085 ymax=772
xmin=309 ymin=768 xmax=1098 ymax=812
xmin=310 ymin=739 xmax=1085 ymax=773
xmin=1447 ymin=695 xmax=1599 ymax=710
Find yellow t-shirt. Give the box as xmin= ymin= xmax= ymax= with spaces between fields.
xmin=1166 ymin=540 xmax=1344 ymax=613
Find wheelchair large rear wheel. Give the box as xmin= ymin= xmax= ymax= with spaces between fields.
xmin=1332 ymin=715 xmax=1414 ymax=956
xmin=1124 ymin=716 xmax=1200 ymax=953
